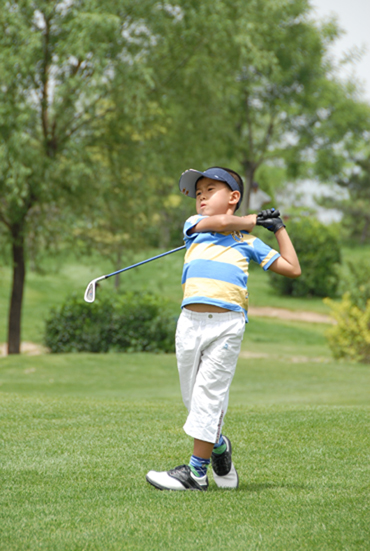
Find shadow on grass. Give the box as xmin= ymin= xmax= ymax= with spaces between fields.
xmin=237 ymin=481 xmax=309 ymax=493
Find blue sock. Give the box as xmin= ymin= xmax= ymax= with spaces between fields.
xmin=213 ymin=434 xmax=227 ymax=455
xmin=189 ymin=455 xmax=210 ymax=477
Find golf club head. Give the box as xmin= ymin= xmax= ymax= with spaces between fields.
xmin=84 ymin=276 xmax=106 ymax=303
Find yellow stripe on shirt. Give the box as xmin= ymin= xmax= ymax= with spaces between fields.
xmin=260 ymin=249 xmax=279 ymax=268
xmin=182 ymin=277 xmax=249 ymax=311
xmin=185 ymin=242 xmax=250 ymax=275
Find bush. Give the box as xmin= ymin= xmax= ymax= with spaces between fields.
xmin=324 ymin=294 xmax=370 ymax=364
xmin=268 ymin=217 xmax=341 ymax=297
xmin=45 ymin=292 xmax=177 ymax=353
xmin=339 ymin=260 xmax=370 ymax=310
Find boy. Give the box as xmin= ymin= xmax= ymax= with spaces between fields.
xmin=146 ymin=167 xmax=301 ymax=491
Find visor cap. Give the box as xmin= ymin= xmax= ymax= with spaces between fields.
xmin=179 ymin=167 xmax=243 ymax=210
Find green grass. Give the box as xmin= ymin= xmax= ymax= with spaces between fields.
xmin=1 ymin=317 xmax=369 ymax=550
xmin=0 ymin=244 xmax=369 ymax=548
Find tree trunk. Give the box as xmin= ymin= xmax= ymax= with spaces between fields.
xmin=240 ymin=160 xmax=256 ymax=216
xmin=7 ymin=227 xmax=26 ymax=355
xmin=360 ymin=216 xmax=370 ymax=244
xmin=115 ymin=247 xmax=122 ymax=291
xmin=158 ymin=210 xmax=171 ymax=249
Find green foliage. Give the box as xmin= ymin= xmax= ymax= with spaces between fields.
xmin=339 ymin=259 xmax=370 ymax=310
xmin=309 ymin=79 xmax=370 ymax=243
xmin=213 ymin=0 xmax=343 ymax=213
xmin=324 ymin=258 xmax=370 ymax=363
xmin=44 ymin=292 xmax=176 ymax=353
xmin=1 ymin=0 xmax=368 ymax=352
xmin=324 ymin=294 xmax=370 ymax=364
xmin=268 ymin=217 xmax=341 ymax=297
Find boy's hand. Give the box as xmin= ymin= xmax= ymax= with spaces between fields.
xmin=257 ymin=208 xmax=281 ymax=219
xmin=256 ymin=209 xmax=286 ymax=233
xmin=242 ymin=214 xmax=257 ymax=231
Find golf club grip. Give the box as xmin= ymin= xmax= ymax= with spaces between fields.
xmin=105 ymin=245 xmax=186 ymax=279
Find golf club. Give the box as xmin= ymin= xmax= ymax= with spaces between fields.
xmin=84 ymin=245 xmax=186 ymax=303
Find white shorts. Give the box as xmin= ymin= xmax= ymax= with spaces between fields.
xmin=175 ymin=308 xmax=245 ymax=443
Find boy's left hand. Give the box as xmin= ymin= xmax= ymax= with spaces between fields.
xmin=257 ymin=208 xmax=281 ymax=219
xmin=256 ymin=209 xmax=286 ymax=233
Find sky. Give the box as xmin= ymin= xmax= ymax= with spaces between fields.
xmin=312 ymin=0 xmax=370 ymax=102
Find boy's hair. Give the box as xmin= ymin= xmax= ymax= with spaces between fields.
xmin=206 ymin=166 xmax=244 ymax=209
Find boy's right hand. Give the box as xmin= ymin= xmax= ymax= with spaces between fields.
xmin=241 ymin=214 xmax=257 ymax=231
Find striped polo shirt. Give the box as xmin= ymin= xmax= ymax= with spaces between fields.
xmin=181 ymin=215 xmax=280 ymax=322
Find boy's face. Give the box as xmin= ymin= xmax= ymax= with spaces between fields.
xmin=195 ymin=177 xmax=239 ymax=216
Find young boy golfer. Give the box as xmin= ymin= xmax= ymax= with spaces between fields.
xmin=146 ymin=167 xmax=301 ymax=491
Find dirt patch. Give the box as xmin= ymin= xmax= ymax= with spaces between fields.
xmin=239 ymin=351 xmax=270 ymax=359
xmin=248 ymin=306 xmax=335 ymax=324
xmin=0 ymin=342 xmax=49 ymax=357
xmin=289 ymin=355 xmax=330 ymax=363
xmin=239 ymin=351 xmax=329 ymax=363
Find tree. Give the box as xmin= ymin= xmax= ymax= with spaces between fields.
xmin=218 ymin=0 xmax=344 ymax=213
xmin=306 ymin=82 xmax=370 ymax=242
xmin=0 ymin=0 xmax=170 ymax=353
xmin=0 ymin=0 xmax=247 ymax=352
xmin=146 ymin=0 xmax=346 ymax=215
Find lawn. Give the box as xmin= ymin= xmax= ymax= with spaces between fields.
xmin=1 ymin=317 xmax=369 ymax=550
xmin=0 ymin=244 xmax=369 ymax=549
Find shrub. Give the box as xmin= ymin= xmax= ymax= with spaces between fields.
xmin=110 ymin=293 xmax=176 ymax=353
xmin=268 ymin=217 xmax=341 ymax=297
xmin=45 ymin=292 xmax=176 ymax=353
xmin=324 ymin=294 xmax=370 ymax=364
xmin=339 ymin=260 xmax=370 ymax=310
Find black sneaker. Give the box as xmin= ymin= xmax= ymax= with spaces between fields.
xmin=146 ymin=464 xmax=208 ymax=491
xmin=211 ymin=436 xmax=239 ymax=488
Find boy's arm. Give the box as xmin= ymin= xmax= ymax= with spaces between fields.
xmin=268 ymin=227 xmax=301 ymax=278
xmin=188 ymin=214 xmax=257 ymax=234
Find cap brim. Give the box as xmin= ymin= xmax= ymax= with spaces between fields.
xmin=179 ymin=169 xmax=208 ymax=198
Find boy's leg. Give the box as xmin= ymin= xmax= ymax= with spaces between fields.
xmin=175 ymin=309 xmax=204 ymax=412
xmin=211 ymin=435 xmax=239 ymax=488
xmin=185 ymin=316 xmax=243 ymax=489
xmin=193 ymin=438 xmax=214 ymax=459
xmin=187 ymin=438 xmax=214 ymax=477
xmin=146 ymin=310 xmax=244 ymax=491
xmin=183 ymin=313 xmax=245 ymax=443
xmin=146 ymin=311 xmax=210 ymax=491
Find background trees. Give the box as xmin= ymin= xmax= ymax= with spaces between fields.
xmin=1 ymin=0 xmax=369 ymax=353
xmin=0 ymin=0 xmax=177 ymax=352
xmin=309 ymin=84 xmax=370 ymax=243
xmin=212 ymin=0 xmax=342 ymax=213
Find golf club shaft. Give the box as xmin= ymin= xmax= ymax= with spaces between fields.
xmin=104 ymin=245 xmax=186 ymax=280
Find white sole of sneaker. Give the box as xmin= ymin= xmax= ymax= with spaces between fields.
xmin=212 ymin=462 xmax=239 ymax=488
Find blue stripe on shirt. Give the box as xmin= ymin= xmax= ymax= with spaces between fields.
xmin=182 ymin=259 xmax=247 ymax=287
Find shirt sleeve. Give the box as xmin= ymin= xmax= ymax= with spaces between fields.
xmin=249 ymin=237 xmax=280 ymax=271
xmin=183 ymin=215 xmax=208 ymax=239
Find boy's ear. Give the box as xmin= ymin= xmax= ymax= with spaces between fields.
xmin=229 ymin=190 xmax=241 ymax=206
